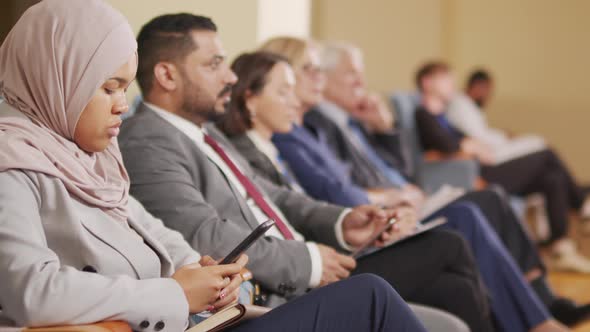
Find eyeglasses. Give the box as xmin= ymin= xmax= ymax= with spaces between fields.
xmin=300 ymin=63 xmax=323 ymax=77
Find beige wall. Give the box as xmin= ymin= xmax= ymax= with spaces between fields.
xmin=312 ymin=0 xmax=444 ymax=92
xmin=257 ymin=0 xmax=311 ymax=42
xmin=313 ymin=0 xmax=590 ymax=180
xmin=447 ymin=0 xmax=590 ymax=180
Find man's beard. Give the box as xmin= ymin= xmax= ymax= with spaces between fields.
xmin=180 ymin=76 xmax=232 ymax=122
xmin=208 ymin=84 xmax=233 ymax=121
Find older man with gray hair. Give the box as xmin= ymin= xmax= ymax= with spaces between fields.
xmin=304 ymin=41 xmax=590 ymax=327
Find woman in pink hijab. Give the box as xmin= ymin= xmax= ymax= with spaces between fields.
xmin=0 ymin=1 xmax=428 ymax=331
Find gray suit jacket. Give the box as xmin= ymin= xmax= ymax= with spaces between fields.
xmin=119 ymin=103 xmax=345 ymax=302
xmin=0 ymin=171 xmax=198 ymax=331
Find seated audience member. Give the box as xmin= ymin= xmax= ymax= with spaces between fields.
xmin=119 ymin=13 xmax=498 ymax=332
xmin=309 ymin=41 xmax=590 ymax=325
xmin=214 ymin=43 xmax=569 ymax=331
xmin=414 ymin=61 xmax=590 ymax=273
xmin=447 ymin=69 xmax=547 ymax=164
xmin=0 ymin=2 xmax=430 ymax=332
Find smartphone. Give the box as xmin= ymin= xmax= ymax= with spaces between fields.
xmin=220 ymin=219 xmax=276 ymax=264
xmin=351 ymin=218 xmax=398 ymax=258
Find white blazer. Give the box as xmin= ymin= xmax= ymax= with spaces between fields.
xmin=0 ymin=167 xmax=201 ymax=331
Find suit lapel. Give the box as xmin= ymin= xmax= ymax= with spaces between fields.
xmin=127 ymin=217 xmax=176 ymax=277
xmin=206 ymin=157 xmax=260 ymax=231
xmin=76 ymin=202 xmax=160 ymax=279
xmin=234 ymin=135 xmax=285 ymax=188
xmin=134 ymin=105 xmax=261 ymax=231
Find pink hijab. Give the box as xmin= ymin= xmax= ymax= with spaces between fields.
xmin=0 ymin=0 xmax=137 ymax=223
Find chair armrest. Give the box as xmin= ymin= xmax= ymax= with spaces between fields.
xmin=418 ymin=159 xmax=480 ymax=192
xmin=423 ymin=150 xmax=473 ymax=162
xmin=23 ymin=321 xmax=131 ymax=332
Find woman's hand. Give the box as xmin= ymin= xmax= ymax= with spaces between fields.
xmin=172 ymin=254 xmax=248 ymax=313
xmin=211 ymin=255 xmax=248 ymax=310
xmin=200 ymin=254 xmax=250 ymax=310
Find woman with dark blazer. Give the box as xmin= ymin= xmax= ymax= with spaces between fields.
xmin=414 ymin=61 xmax=590 ymax=274
xmin=0 ymin=2 xmax=430 ymax=331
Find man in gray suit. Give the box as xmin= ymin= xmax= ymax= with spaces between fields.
xmin=119 ymin=13 xmax=493 ymax=331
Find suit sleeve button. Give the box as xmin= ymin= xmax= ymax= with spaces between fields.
xmin=139 ymin=320 xmax=150 ymax=329
xmin=154 ymin=320 xmax=165 ymax=331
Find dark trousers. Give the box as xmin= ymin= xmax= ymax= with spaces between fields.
xmin=233 ymin=274 xmax=427 ymax=332
xmin=457 ymin=188 xmax=558 ymax=307
xmin=481 ymin=149 xmax=587 ymax=242
xmin=436 ymin=202 xmax=549 ymax=332
xmin=458 ymin=187 xmax=545 ymax=273
xmin=353 ymin=229 xmax=494 ymax=332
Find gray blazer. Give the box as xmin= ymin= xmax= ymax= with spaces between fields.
xmin=0 ymin=170 xmax=199 ymax=331
xmin=119 ymin=103 xmax=345 ymax=303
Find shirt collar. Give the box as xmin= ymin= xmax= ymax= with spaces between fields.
xmin=246 ymin=130 xmax=280 ymax=163
xmin=143 ymin=101 xmax=206 ymax=142
xmin=316 ymin=101 xmax=351 ymax=129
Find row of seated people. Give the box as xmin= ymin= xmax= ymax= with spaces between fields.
xmin=0 ymin=0 xmax=588 ymax=331
xmin=0 ymin=2 xmax=432 ymax=332
xmin=413 ymin=62 xmax=590 ymax=271
xmin=209 ymin=36 xmax=590 ymax=330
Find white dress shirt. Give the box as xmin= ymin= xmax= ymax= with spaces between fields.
xmin=146 ymin=103 xmax=325 ymax=287
xmin=446 ymin=94 xmax=509 ymax=147
xmin=447 ymin=95 xmax=546 ymax=164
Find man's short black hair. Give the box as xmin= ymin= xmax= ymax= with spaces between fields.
xmin=466 ymin=69 xmax=492 ymax=89
xmin=136 ymin=13 xmax=217 ymax=95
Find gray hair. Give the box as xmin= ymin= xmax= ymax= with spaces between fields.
xmin=319 ymin=41 xmax=363 ymax=72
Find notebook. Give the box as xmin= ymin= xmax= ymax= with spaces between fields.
xmin=188 ymin=304 xmax=269 ymax=332
xmin=352 ymin=217 xmax=447 ymax=258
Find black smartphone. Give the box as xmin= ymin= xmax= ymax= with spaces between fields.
xmin=220 ymin=219 xmax=276 ymax=264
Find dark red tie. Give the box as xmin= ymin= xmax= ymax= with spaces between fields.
xmin=204 ymin=134 xmax=295 ymax=240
